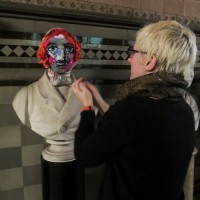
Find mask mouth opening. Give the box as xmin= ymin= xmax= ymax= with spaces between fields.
xmin=56 ymin=61 xmax=65 ymax=66
xmin=51 ymin=61 xmax=76 ymax=75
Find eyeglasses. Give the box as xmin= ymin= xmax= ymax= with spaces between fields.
xmin=127 ymin=46 xmax=146 ymax=58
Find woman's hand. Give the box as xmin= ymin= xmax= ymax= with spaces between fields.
xmin=72 ymin=78 xmax=93 ymax=106
xmin=85 ymin=81 xmax=110 ymax=114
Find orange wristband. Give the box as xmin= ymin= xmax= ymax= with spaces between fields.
xmin=81 ymin=105 xmax=95 ymax=112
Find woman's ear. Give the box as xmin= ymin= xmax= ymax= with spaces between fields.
xmin=145 ymin=55 xmax=157 ymax=72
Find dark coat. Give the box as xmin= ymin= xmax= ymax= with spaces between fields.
xmin=74 ymin=96 xmax=195 ymax=200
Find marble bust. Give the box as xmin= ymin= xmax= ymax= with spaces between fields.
xmin=13 ymin=28 xmax=82 ymax=162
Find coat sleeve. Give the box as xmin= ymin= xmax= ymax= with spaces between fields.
xmin=74 ymin=108 xmax=122 ymax=167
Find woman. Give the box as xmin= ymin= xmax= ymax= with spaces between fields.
xmin=72 ymin=20 xmax=198 ymax=200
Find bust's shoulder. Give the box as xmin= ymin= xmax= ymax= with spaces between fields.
xmin=14 ymin=86 xmax=29 ymax=101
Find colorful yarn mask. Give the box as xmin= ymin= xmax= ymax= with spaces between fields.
xmin=37 ymin=28 xmax=81 ymax=75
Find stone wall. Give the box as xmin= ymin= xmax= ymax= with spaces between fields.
xmin=0 ymin=1 xmax=200 ymax=200
xmin=1 ymin=0 xmax=200 ymax=30
xmin=87 ymin=0 xmax=200 ymax=18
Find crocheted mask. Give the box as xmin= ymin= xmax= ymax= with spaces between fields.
xmin=37 ymin=28 xmax=81 ymax=76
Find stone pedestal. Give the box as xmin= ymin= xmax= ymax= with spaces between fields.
xmin=42 ymin=139 xmax=75 ymax=162
xmin=183 ymin=147 xmax=198 ymax=200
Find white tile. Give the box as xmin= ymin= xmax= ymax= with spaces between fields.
xmin=22 ymin=144 xmax=43 ymax=166
xmin=0 ymin=126 xmax=21 ymax=148
xmin=0 ymin=168 xmax=23 ymax=190
xmin=24 ymin=184 xmax=42 ymax=200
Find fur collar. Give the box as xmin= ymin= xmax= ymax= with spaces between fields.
xmin=116 ymin=72 xmax=188 ymax=100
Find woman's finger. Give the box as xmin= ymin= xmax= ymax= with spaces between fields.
xmin=72 ymin=78 xmax=82 ymax=91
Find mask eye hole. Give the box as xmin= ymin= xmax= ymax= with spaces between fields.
xmin=48 ymin=45 xmax=57 ymax=53
xmin=65 ymin=45 xmax=74 ymax=53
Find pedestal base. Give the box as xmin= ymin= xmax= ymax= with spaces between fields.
xmin=41 ymin=156 xmax=85 ymax=200
xmin=42 ymin=139 xmax=74 ymax=162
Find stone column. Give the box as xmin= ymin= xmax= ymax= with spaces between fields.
xmin=183 ymin=147 xmax=198 ymax=200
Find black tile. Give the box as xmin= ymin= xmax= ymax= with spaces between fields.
xmin=1 ymin=188 xmax=24 ymax=200
xmin=0 ymin=105 xmax=20 ymax=126
xmin=85 ymin=166 xmax=104 ymax=200
xmin=195 ymin=153 xmax=200 ymax=167
xmin=0 ymin=147 xmax=22 ymax=170
xmin=21 ymin=125 xmax=44 ymax=146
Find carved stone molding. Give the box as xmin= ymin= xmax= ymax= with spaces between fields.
xmin=1 ymin=0 xmax=200 ymax=32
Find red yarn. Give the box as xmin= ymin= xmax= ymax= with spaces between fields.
xmin=36 ymin=28 xmax=81 ymax=68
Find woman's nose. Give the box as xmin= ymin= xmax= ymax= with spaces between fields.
xmin=127 ymin=57 xmax=131 ymax=64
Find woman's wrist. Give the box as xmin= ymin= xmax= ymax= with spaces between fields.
xmin=97 ymin=98 xmax=109 ymax=114
xmin=81 ymin=105 xmax=95 ymax=112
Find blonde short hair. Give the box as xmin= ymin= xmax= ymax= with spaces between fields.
xmin=136 ymin=20 xmax=197 ymax=84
